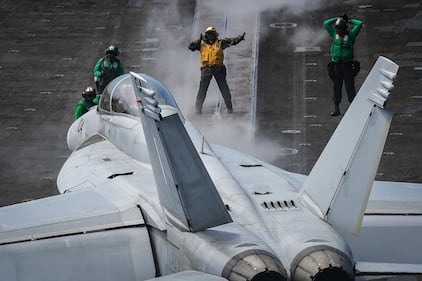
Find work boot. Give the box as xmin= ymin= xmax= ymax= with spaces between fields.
xmin=330 ymin=103 xmax=341 ymax=116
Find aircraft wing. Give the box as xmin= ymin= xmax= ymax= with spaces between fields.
xmin=2 ymin=134 xmax=154 ymax=243
xmin=0 ymin=188 xmax=144 ymax=244
xmin=0 ymin=136 xmax=159 ymax=280
xmin=0 ymin=187 xmax=156 ymax=280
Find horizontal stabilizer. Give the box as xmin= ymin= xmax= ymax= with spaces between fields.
xmin=300 ymin=56 xmax=399 ymax=235
xmin=355 ymin=262 xmax=422 ymax=279
xmin=131 ymin=72 xmax=232 ymax=232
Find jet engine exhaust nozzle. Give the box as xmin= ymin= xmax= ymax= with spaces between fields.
xmin=222 ymin=249 xmax=287 ymax=281
xmin=292 ymin=247 xmax=354 ymax=281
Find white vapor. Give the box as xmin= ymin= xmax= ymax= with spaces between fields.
xmin=135 ymin=0 xmax=327 ymax=162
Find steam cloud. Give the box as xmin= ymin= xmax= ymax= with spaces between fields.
xmin=135 ymin=0 xmax=327 ymax=162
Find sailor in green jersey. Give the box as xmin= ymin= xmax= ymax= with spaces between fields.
xmin=75 ymin=86 xmax=99 ymax=119
xmin=93 ymin=45 xmax=125 ymax=94
xmin=324 ymin=14 xmax=363 ymax=116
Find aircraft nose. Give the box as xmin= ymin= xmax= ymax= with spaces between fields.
xmin=222 ymin=249 xmax=287 ymax=281
xmin=291 ymin=247 xmax=354 ymax=281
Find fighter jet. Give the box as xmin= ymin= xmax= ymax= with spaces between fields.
xmin=0 ymin=56 xmax=421 ymax=281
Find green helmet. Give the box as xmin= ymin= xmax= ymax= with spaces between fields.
xmin=105 ymin=45 xmax=119 ymax=56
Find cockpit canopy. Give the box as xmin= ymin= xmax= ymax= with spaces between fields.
xmin=98 ymin=73 xmax=181 ymax=118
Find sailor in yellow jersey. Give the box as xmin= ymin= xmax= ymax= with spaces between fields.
xmin=189 ymin=26 xmax=245 ymax=114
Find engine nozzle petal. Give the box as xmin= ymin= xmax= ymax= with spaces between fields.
xmin=222 ymin=249 xmax=287 ymax=281
xmin=292 ymin=246 xmax=354 ymax=281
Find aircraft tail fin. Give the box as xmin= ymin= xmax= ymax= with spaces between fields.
xmin=130 ymin=72 xmax=232 ymax=232
xmin=300 ymin=56 xmax=399 ymax=235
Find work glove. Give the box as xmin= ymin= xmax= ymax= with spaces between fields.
xmin=240 ymin=32 xmax=245 ymax=41
xmin=199 ymin=33 xmax=204 ymax=41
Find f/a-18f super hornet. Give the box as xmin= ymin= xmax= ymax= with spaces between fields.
xmin=0 ymin=56 xmax=421 ymax=281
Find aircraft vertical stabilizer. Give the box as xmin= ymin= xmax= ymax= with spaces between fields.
xmin=130 ymin=72 xmax=232 ymax=232
xmin=300 ymin=56 xmax=399 ymax=235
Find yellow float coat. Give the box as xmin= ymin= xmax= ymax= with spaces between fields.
xmin=200 ymin=40 xmax=224 ymax=67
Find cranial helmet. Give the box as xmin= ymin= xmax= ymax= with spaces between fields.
xmin=105 ymin=45 xmax=119 ymax=56
xmin=205 ymin=26 xmax=217 ymax=33
xmin=205 ymin=26 xmax=219 ymax=36
xmin=84 ymin=86 xmax=96 ymax=93
xmin=82 ymin=86 xmax=96 ymax=97
xmin=335 ymin=18 xmax=347 ymax=30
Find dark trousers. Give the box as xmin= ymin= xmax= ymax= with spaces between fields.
xmin=195 ymin=65 xmax=233 ymax=111
xmin=332 ymin=61 xmax=356 ymax=104
xmin=95 ymin=81 xmax=105 ymax=95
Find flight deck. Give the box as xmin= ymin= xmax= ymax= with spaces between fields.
xmin=0 ymin=0 xmax=421 ymax=208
